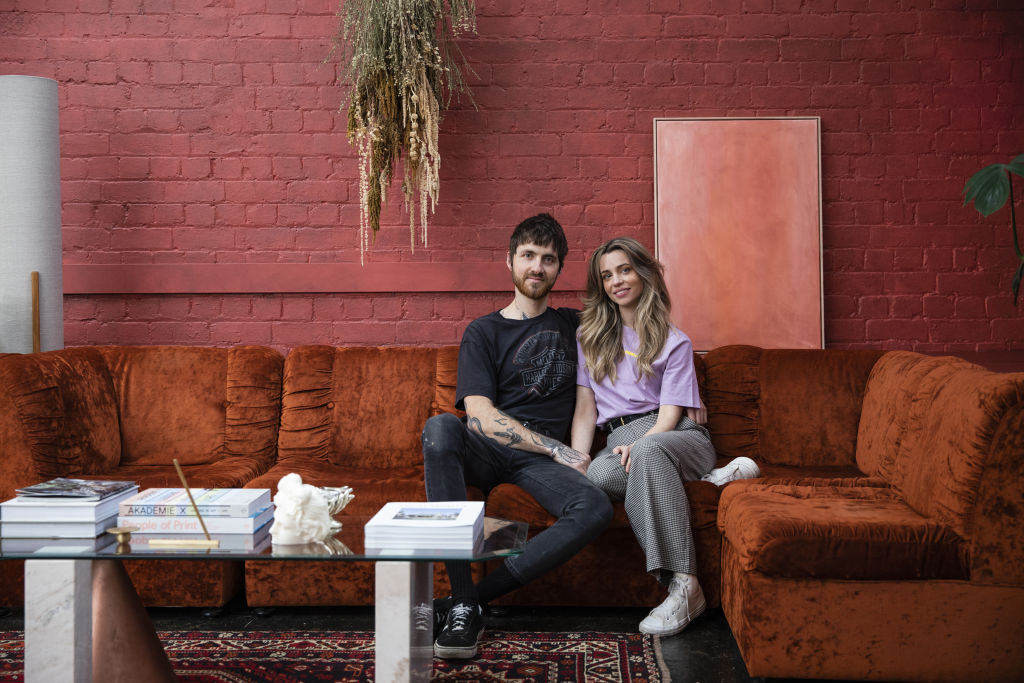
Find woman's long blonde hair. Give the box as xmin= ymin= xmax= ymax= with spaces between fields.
xmin=578 ymin=237 xmax=672 ymax=384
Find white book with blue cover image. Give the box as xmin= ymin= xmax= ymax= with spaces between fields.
xmin=364 ymin=501 xmax=484 ymax=549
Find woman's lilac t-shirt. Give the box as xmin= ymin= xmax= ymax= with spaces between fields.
xmin=576 ymin=326 xmax=700 ymax=426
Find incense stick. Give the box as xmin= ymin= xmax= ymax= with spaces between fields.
xmin=172 ymin=458 xmax=212 ymax=540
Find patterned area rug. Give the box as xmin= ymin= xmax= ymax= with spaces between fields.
xmin=0 ymin=630 xmax=669 ymax=682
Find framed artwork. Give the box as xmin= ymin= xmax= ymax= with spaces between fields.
xmin=654 ymin=117 xmax=824 ymax=351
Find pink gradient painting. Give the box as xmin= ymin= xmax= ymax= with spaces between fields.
xmin=655 ymin=118 xmax=823 ymax=351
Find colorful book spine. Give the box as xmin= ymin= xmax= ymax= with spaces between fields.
xmin=117 ymin=506 xmax=273 ymax=534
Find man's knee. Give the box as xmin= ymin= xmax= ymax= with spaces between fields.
xmin=422 ymin=412 xmax=463 ymax=458
xmin=575 ymin=483 xmax=614 ymax=531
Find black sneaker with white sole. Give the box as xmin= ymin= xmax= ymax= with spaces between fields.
xmin=433 ymin=599 xmax=484 ymax=659
xmin=433 ymin=595 xmax=453 ymax=638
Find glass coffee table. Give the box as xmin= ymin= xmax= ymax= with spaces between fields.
xmin=1 ymin=516 xmax=526 ymax=683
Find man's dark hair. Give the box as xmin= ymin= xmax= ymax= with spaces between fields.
xmin=509 ymin=213 xmax=569 ymax=269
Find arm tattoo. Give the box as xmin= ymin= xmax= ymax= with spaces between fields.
xmin=492 ymin=410 xmax=522 ymax=446
xmin=551 ymin=444 xmax=586 ymax=464
xmin=532 ymin=433 xmax=585 ymax=463
xmin=467 ymin=416 xmax=483 ymax=434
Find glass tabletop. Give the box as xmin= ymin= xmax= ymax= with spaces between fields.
xmin=0 ymin=516 xmax=528 ymax=562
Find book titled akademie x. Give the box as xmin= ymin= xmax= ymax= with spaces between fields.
xmin=364 ymin=501 xmax=484 ymax=551
xmin=118 ymin=488 xmax=271 ymax=518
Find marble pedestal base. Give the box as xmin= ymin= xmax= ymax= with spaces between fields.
xmin=24 ymin=559 xmax=176 ymax=683
xmin=375 ymin=561 xmax=434 ymax=682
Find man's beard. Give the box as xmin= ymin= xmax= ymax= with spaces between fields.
xmin=512 ymin=271 xmax=554 ymax=300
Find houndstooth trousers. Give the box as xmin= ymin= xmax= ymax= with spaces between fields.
xmin=586 ymin=413 xmax=716 ymax=582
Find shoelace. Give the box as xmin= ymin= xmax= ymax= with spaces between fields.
xmin=447 ymin=603 xmax=475 ymax=632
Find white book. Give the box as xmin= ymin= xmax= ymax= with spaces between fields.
xmin=1 ymin=534 xmax=118 ymax=553
xmin=1 ymin=487 xmax=138 ymax=523
xmin=0 ymin=515 xmax=119 ymax=538
xmin=117 ymin=505 xmax=274 ymax=534
xmin=365 ymin=501 xmax=484 ymax=550
xmin=118 ymin=488 xmax=271 ymax=518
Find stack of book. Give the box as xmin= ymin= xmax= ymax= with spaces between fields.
xmin=116 ymin=488 xmax=274 ymax=549
xmin=0 ymin=478 xmax=139 ymax=552
xmin=364 ymin=501 xmax=485 ymax=551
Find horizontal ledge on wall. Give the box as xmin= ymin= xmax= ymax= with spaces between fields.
xmin=63 ymin=262 xmax=587 ymax=294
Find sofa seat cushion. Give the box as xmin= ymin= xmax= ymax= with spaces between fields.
xmin=83 ymin=461 xmax=269 ymax=489
xmin=718 ymin=484 xmax=968 ymax=580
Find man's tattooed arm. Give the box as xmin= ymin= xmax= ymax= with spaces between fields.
xmin=462 ymin=395 xmax=591 ymax=475
xmin=491 ymin=410 xmax=523 ymax=446
xmin=531 ymin=433 xmax=592 ymax=475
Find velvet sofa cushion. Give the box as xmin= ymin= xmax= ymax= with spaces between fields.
xmin=718 ymin=482 xmax=968 ymax=580
xmin=856 ymin=352 xmax=1024 ymax=549
xmin=0 ymin=347 xmax=121 ymax=490
xmin=702 ymin=345 xmax=884 ymax=468
xmin=277 ymin=345 xmax=441 ymax=470
xmin=96 ymin=346 xmax=282 ymax=471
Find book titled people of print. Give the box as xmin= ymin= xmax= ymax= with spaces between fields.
xmin=14 ymin=478 xmax=137 ymax=501
xmin=119 ymin=488 xmax=272 ymax=518
xmin=364 ymin=501 xmax=484 ymax=551
xmin=117 ymin=505 xmax=274 ymax=534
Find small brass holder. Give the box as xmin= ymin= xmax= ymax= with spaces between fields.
xmin=107 ymin=526 xmax=139 ymax=545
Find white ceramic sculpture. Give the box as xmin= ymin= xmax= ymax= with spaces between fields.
xmin=269 ymin=473 xmax=334 ymax=544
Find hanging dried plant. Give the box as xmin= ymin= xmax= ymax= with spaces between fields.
xmin=336 ymin=0 xmax=476 ymax=262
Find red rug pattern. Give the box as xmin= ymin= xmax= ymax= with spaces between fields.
xmin=0 ymin=630 xmax=668 ymax=682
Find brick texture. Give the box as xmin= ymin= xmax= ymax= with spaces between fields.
xmin=3 ymin=2 xmax=1023 ymax=351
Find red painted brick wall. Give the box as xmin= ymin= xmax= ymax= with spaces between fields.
xmin=2 ymin=0 xmax=1022 ymax=352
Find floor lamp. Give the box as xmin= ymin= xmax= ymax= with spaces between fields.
xmin=0 ymin=75 xmax=64 ymax=354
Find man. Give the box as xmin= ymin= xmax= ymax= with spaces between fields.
xmin=421 ymin=213 xmax=613 ymax=659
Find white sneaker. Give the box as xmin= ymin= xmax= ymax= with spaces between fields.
xmin=639 ymin=574 xmax=706 ymax=636
xmin=701 ymin=456 xmax=761 ymax=486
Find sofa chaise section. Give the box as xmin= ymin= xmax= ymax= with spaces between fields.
xmin=717 ymin=351 xmax=1024 ymax=682
xmin=0 ymin=345 xmax=283 ymax=606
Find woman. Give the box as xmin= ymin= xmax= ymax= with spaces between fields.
xmin=571 ymin=237 xmax=757 ymax=636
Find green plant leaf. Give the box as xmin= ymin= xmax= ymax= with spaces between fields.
xmin=1009 ymin=154 xmax=1024 ymax=179
xmin=963 ymin=163 xmax=1010 ymax=216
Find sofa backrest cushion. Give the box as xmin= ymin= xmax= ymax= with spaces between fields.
xmin=433 ymin=346 xmax=462 ymax=417
xmin=703 ymin=345 xmax=884 ymax=467
xmin=278 ymin=345 xmax=440 ymax=469
xmin=98 ymin=346 xmax=282 ymax=468
xmin=0 ymin=347 xmax=121 ymax=486
xmin=856 ymin=351 xmax=1024 ymax=545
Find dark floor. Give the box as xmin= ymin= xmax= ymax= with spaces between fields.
xmin=0 ymin=597 xmax=847 ymax=682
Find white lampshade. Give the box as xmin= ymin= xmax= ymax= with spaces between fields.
xmin=0 ymin=75 xmax=64 ymax=353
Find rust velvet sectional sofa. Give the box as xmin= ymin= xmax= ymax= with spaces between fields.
xmin=1 ymin=343 xmax=1021 ymax=682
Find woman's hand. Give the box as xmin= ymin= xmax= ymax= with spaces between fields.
xmin=686 ymin=398 xmax=708 ymax=425
xmin=614 ymin=443 xmax=634 ymax=473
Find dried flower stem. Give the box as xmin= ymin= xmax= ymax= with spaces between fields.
xmin=337 ymin=0 xmax=476 ymax=263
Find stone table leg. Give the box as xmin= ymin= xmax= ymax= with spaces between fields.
xmin=375 ymin=561 xmax=433 ymax=682
xmin=25 ymin=559 xmax=92 ymax=683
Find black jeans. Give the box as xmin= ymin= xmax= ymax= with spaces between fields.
xmin=422 ymin=412 xmax=613 ymax=593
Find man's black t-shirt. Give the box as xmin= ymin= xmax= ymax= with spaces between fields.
xmin=455 ymin=307 xmax=580 ymax=441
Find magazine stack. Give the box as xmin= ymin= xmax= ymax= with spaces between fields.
xmin=116 ymin=488 xmax=274 ymax=550
xmin=364 ymin=501 xmax=485 ymax=551
xmin=0 ymin=478 xmax=139 ymax=552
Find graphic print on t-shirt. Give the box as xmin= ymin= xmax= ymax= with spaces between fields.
xmin=514 ymin=330 xmax=575 ymax=397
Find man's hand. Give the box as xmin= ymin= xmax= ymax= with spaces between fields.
xmin=464 ymin=395 xmax=591 ymax=475
xmin=550 ymin=444 xmax=591 ymax=476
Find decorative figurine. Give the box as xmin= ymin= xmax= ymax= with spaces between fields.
xmin=269 ymin=473 xmax=354 ymax=544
